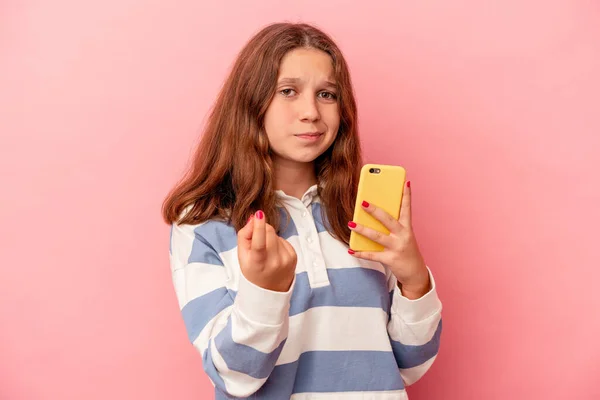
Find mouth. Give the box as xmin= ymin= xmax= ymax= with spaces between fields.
xmin=294 ymin=132 xmax=324 ymax=141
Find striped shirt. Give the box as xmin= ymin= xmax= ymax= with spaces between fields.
xmin=169 ymin=184 xmax=443 ymax=399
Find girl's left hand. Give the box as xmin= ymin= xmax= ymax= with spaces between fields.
xmin=348 ymin=181 xmax=431 ymax=300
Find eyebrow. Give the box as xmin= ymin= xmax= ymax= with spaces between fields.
xmin=277 ymin=77 xmax=337 ymax=88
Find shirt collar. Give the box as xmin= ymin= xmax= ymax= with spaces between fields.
xmin=275 ymin=184 xmax=319 ymax=208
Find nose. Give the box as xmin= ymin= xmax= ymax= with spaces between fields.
xmin=298 ymin=93 xmax=320 ymax=122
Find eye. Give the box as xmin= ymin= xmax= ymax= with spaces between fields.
xmin=318 ymin=91 xmax=337 ymax=100
xmin=279 ymin=88 xmax=296 ymax=97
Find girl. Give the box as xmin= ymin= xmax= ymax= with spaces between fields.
xmin=163 ymin=22 xmax=442 ymax=400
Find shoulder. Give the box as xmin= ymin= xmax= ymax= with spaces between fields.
xmin=170 ymin=206 xmax=237 ymax=265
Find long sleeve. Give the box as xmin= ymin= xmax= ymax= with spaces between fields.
xmin=169 ymin=221 xmax=294 ymax=397
xmin=386 ymin=267 xmax=443 ymax=386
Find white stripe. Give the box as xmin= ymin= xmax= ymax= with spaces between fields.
xmin=285 ymin=236 xmax=306 ymax=274
xmin=401 ymin=355 xmax=437 ymax=386
xmin=171 ymin=265 xmax=187 ymax=309
xmin=291 ymin=389 xmax=408 ymax=399
xmin=283 ymin=232 xmax=387 ymax=276
xmin=170 ymin=221 xmax=197 ymax=267
xmin=277 ymin=306 xmax=390 ymax=365
xmin=193 ymin=306 xmax=232 ymax=354
xmin=388 ymin=310 xmax=442 ymax=346
xmin=219 ymin=245 xmax=239 ymax=282
xmin=319 ymin=231 xmax=387 ymax=274
xmin=205 ymin=230 xmax=386 ymax=291
xmin=183 ymin=262 xmax=230 ymax=301
xmin=230 ymin=307 xmax=289 ymax=353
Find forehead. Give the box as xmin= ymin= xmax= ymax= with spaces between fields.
xmin=278 ymin=48 xmax=335 ymax=81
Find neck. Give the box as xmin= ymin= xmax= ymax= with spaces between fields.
xmin=272 ymin=156 xmax=317 ymax=200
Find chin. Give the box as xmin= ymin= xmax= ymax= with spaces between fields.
xmin=278 ymin=151 xmax=322 ymax=164
xmin=289 ymin=155 xmax=320 ymax=164
xmin=273 ymin=141 xmax=334 ymax=164
xmin=299 ymin=147 xmax=331 ymax=162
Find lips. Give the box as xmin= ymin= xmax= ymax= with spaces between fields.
xmin=294 ymin=132 xmax=323 ymax=138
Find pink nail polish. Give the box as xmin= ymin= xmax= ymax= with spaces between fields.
xmin=256 ymin=210 xmax=264 ymax=220
xmin=361 ymin=201 xmax=369 ymax=208
xmin=407 ymin=181 xmax=411 ymax=188
xmin=348 ymin=221 xmax=357 ymax=228
xmin=348 ymin=249 xmax=355 ymax=255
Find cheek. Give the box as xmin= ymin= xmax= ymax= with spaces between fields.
xmin=264 ymin=107 xmax=293 ymax=148
xmin=325 ymin=132 xmax=339 ymax=149
xmin=322 ymin=102 xmax=339 ymax=121
xmin=265 ymin=103 xmax=293 ymax=131
xmin=324 ymin=107 xmax=341 ymax=133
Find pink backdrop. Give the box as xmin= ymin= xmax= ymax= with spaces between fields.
xmin=2 ymin=1 xmax=599 ymax=399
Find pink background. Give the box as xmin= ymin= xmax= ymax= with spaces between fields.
xmin=2 ymin=1 xmax=599 ymax=399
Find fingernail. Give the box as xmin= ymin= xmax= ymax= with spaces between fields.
xmin=361 ymin=201 xmax=369 ymax=208
xmin=348 ymin=249 xmax=355 ymax=255
xmin=348 ymin=221 xmax=357 ymax=229
xmin=256 ymin=210 xmax=264 ymax=220
xmin=407 ymin=181 xmax=411 ymax=188
xmin=247 ymin=215 xmax=253 ymax=223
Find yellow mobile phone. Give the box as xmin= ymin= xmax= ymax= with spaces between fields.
xmin=349 ymin=164 xmax=406 ymax=252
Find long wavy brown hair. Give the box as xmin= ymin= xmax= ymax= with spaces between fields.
xmin=162 ymin=22 xmax=362 ymax=244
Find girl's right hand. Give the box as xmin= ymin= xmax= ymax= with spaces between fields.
xmin=237 ymin=210 xmax=297 ymax=292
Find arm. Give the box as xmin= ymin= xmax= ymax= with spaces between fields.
xmin=170 ymin=221 xmax=294 ymax=397
xmin=347 ymin=181 xmax=443 ymax=386
xmin=386 ymin=267 xmax=442 ymax=386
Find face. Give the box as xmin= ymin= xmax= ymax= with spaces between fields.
xmin=263 ymin=47 xmax=340 ymax=166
